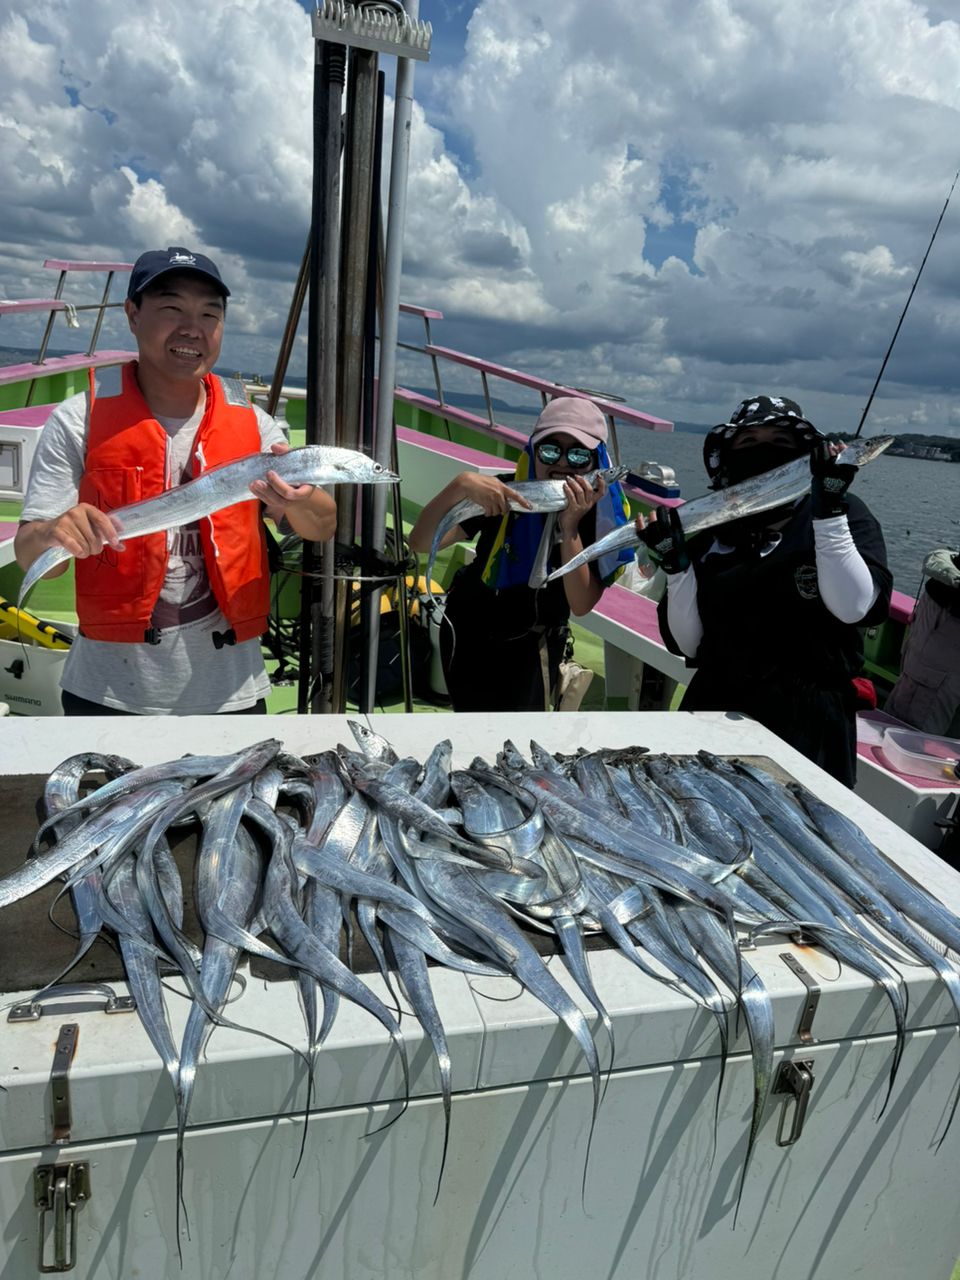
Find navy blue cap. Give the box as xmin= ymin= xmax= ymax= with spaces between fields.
xmin=126 ymin=246 xmax=230 ymax=300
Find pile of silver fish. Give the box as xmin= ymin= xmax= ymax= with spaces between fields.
xmin=3 ymin=722 xmax=960 ymax=1239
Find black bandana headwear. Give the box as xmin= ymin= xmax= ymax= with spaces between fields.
xmin=703 ymin=394 xmax=824 ymax=490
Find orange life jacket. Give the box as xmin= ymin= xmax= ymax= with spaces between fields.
xmin=75 ymin=364 xmax=270 ymax=644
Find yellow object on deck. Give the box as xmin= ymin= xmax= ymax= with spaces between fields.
xmin=349 ymin=575 xmax=445 ymax=627
xmin=0 ymin=598 xmax=72 ymax=649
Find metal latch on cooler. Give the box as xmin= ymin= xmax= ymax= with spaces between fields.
xmin=34 ymin=1162 xmax=91 ymax=1273
xmin=773 ymin=1058 xmax=816 ymax=1146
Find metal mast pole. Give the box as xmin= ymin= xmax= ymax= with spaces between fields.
xmin=331 ymin=45 xmax=380 ymax=712
xmin=306 ymin=0 xmax=432 ymax=712
xmin=362 ymin=0 xmax=421 ymax=712
xmin=358 ymin=74 xmax=387 ymax=713
xmin=298 ymin=37 xmax=345 ymax=714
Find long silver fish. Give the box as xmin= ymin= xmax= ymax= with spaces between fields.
xmin=425 ymin=465 xmax=627 ymax=604
xmin=672 ymin=900 xmax=773 ymax=1228
xmin=414 ymin=846 xmax=603 ymax=1199
xmin=31 ymin=751 xmax=248 ymax=850
xmin=18 ymin=445 xmax=399 ymax=608
xmin=0 ymin=779 xmax=188 ymax=909
xmin=177 ymin=788 xmax=268 ymax=1239
xmin=33 ymin=751 xmax=135 ymax=992
xmin=546 ymin=436 xmax=893 ymax=582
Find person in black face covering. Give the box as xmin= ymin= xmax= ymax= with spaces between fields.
xmin=637 ymin=395 xmax=892 ymax=786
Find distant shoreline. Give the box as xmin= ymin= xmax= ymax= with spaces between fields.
xmin=884 ymin=444 xmax=959 ymax=462
xmin=3 ymin=346 xmax=958 ymax=461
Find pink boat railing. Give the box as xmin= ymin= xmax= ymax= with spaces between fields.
xmin=0 ymin=260 xmax=135 ymax=404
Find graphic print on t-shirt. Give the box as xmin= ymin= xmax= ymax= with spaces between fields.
xmin=151 ymin=415 xmax=218 ymax=631
xmin=152 ymin=520 xmax=218 ymax=628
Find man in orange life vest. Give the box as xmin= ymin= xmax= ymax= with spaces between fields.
xmin=15 ymin=246 xmax=336 ymax=715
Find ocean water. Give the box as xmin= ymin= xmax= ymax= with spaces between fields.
xmin=499 ymin=411 xmax=957 ymax=600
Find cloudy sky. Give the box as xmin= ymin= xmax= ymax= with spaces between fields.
xmin=2 ymin=0 xmax=959 ymax=436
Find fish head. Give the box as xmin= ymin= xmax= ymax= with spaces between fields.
xmin=327 ymin=452 xmax=399 ymax=484
xmin=839 ymin=435 xmax=894 ymax=467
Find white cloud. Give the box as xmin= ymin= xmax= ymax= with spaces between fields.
xmin=0 ymin=0 xmax=959 ymax=436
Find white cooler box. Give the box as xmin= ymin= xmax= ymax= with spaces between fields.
xmin=1 ymin=713 xmax=960 ymax=1279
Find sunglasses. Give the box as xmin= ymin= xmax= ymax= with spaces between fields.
xmin=534 ymin=440 xmax=596 ymax=468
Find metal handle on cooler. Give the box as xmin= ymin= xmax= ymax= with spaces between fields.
xmin=7 ymin=982 xmax=136 ymax=1023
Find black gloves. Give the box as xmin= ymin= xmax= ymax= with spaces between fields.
xmin=810 ymin=439 xmax=857 ymax=519
xmin=637 ymin=505 xmax=689 ymax=573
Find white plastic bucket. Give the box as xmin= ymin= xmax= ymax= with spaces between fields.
xmin=0 ymin=637 xmax=68 ymax=716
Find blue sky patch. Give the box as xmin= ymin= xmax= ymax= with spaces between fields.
xmin=64 ymin=83 xmax=117 ymax=125
xmin=645 ymin=170 xmax=701 ymax=272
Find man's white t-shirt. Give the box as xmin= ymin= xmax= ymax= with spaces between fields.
xmin=21 ymin=386 xmax=287 ymax=714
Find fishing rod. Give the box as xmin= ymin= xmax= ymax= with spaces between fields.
xmin=854 ymin=166 xmax=959 ymax=438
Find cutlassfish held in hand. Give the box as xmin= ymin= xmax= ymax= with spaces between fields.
xmin=18 ymin=445 xmax=398 ymax=609
xmin=545 ymin=436 xmax=893 ymax=583
xmin=425 ymin=465 xmax=628 ymax=604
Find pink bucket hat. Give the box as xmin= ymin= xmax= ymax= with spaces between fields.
xmin=529 ymin=396 xmax=608 ymax=450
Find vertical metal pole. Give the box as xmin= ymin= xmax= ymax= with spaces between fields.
xmin=331 ymin=47 xmax=380 ymax=712
xmin=26 ymin=270 xmax=67 ymax=405
xmin=298 ymin=38 xmax=345 ymax=714
xmin=86 ymin=272 xmax=116 ymax=356
xmin=266 ymin=238 xmax=310 ymax=418
xmin=358 ymin=73 xmax=388 ymax=713
xmin=366 ymin=0 xmax=421 ymax=710
xmin=481 ymin=371 xmax=495 ymax=427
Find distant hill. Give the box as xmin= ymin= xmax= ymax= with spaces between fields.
xmin=406 ymin=391 xmax=717 ymax=431
xmin=671 ymin=420 xmax=710 ymax=435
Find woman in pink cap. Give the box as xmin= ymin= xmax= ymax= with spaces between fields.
xmin=408 ymin=396 xmax=634 ymax=711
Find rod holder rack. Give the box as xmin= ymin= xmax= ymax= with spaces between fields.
xmin=312 ymin=1 xmax=432 ymax=60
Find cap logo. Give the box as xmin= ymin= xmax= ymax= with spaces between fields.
xmin=169 ymin=252 xmax=197 ymax=266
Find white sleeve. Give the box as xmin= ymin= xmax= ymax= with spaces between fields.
xmin=254 ymin=405 xmax=288 ymax=452
xmin=664 ymin=565 xmax=704 ymax=658
xmin=20 ymin=392 xmax=89 ymax=521
xmin=813 ymin=515 xmax=879 ymax=623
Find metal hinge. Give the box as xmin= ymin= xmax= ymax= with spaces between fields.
xmin=780 ymin=952 xmax=821 ymax=1044
xmin=50 ymin=1024 xmax=78 ymax=1145
xmin=34 ymin=1162 xmax=91 ymax=1273
xmin=774 ymin=1058 xmax=816 ymax=1147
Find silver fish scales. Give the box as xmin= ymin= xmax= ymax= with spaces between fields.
xmin=545 ymin=435 xmax=894 ymax=581
xmin=6 ymin=719 xmax=960 ymax=1260
xmin=425 ymin=464 xmax=627 ymax=604
xmin=18 ymin=444 xmax=398 ymax=607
